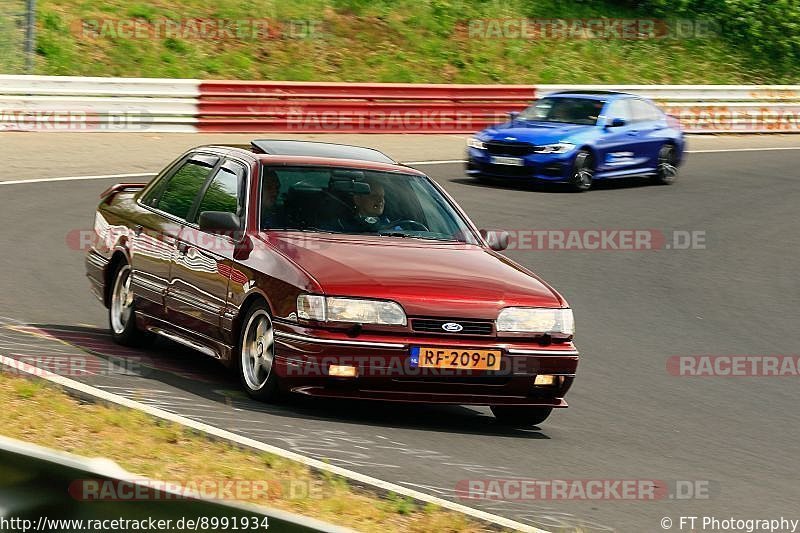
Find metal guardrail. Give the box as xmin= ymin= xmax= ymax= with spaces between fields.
xmin=1 ymin=75 xmax=799 ymax=133
xmin=0 ymin=75 xmax=200 ymax=96
xmin=0 ymin=75 xmax=199 ymax=132
xmin=0 ymin=434 xmax=350 ymax=533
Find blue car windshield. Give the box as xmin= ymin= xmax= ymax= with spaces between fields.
xmin=519 ymin=97 xmax=606 ymax=125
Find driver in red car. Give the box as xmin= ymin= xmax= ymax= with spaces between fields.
xmin=329 ymin=177 xmax=393 ymax=232
xmin=352 ymin=178 xmax=390 ymax=228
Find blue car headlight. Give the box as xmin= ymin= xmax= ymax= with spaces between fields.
xmin=532 ymin=142 xmax=575 ymax=154
xmin=467 ymin=137 xmax=486 ymax=150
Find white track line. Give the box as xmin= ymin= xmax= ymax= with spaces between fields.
xmin=0 ymin=354 xmax=546 ymax=533
xmin=686 ymin=146 xmax=800 ymax=154
xmin=0 ymin=172 xmax=154 ymax=186
xmin=407 ymin=147 xmax=800 ymax=165
xmin=1 ymin=145 xmax=797 ymax=186
xmin=404 ymin=159 xmax=468 ymax=165
xmin=405 ymin=146 xmax=800 ymax=165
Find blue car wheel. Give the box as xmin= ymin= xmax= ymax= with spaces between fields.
xmin=569 ymin=150 xmax=594 ymax=192
xmin=654 ymin=143 xmax=679 ymax=185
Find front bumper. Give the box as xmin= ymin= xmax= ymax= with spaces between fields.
xmin=272 ymin=322 xmax=579 ymax=407
xmin=465 ymin=147 xmax=574 ymax=181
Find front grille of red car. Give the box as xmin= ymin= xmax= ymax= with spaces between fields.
xmin=411 ymin=318 xmax=494 ymax=336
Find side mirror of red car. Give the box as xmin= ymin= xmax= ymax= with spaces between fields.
xmin=233 ymin=235 xmax=253 ymax=261
xmin=198 ymin=211 xmax=241 ymax=235
xmin=480 ymin=229 xmax=510 ymax=251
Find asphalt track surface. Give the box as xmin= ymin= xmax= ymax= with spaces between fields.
xmin=1 ymin=147 xmax=799 ymax=532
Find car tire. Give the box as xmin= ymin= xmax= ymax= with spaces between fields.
xmin=108 ymin=261 xmax=149 ymax=346
xmin=490 ymin=406 xmax=553 ymax=427
xmin=568 ymin=150 xmax=594 ymax=192
xmin=237 ymin=302 xmax=281 ymax=402
xmin=653 ymin=143 xmax=678 ymax=185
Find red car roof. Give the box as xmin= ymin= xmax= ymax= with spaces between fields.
xmin=201 ymin=145 xmax=427 ymax=176
xmin=257 ymin=154 xmax=425 ymax=175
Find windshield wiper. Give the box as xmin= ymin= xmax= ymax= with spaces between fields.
xmin=376 ymin=231 xmax=414 ymax=238
xmin=266 ymin=227 xmax=346 ymax=235
xmin=375 ymin=231 xmax=466 ymax=243
xmin=268 ymin=228 xmax=466 ymax=243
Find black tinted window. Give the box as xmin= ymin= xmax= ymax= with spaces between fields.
xmin=157 ymin=160 xmax=216 ymax=220
xmin=520 ymin=97 xmax=606 ymax=125
xmin=196 ymin=165 xmax=243 ymax=218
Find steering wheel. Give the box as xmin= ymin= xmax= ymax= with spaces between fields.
xmin=388 ymin=219 xmax=430 ymax=232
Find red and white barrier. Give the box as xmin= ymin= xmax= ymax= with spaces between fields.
xmin=1 ymin=75 xmax=799 ymax=133
xmin=197 ymin=80 xmax=531 ymax=133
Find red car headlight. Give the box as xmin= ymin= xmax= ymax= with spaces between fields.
xmin=496 ymin=307 xmax=575 ymax=336
xmin=297 ymin=294 xmax=407 ymax=326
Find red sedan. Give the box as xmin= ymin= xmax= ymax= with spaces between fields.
xmin=85 ymin=140 xmax=578 ymax=426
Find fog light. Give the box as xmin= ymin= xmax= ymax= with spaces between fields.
xmin=329 ymin=365 xmax=358 ymax=378
xmin=534 ymin=374 xmax=556 ymax=386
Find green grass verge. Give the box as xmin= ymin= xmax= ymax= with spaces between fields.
xmin=13 ymin=0 xmax=799 ymax=83
xmin=0 ymin=372 xmax=498 ymax=533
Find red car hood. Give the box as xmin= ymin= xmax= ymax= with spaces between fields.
xmin=260 ymin=232 xmax=565 ymax=318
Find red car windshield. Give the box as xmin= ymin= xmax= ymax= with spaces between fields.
xmin=260 ymin=165 xmax=478 ymax=243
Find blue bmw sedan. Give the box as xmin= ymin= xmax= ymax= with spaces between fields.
xmin=466 ymin=91 xmax=685 ymax=191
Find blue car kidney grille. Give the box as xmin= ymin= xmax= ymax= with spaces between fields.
xmin=485 ymin=141 xmax=536 ymax=156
